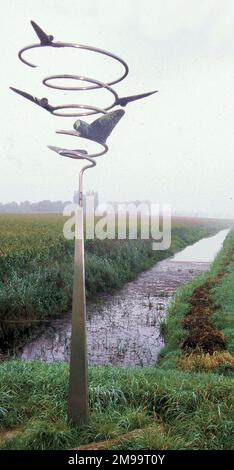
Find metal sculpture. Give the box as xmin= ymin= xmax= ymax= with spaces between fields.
xmin=10 ymin=20 xmax=157 ymax=425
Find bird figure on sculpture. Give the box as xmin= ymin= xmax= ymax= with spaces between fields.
xmin=73 ymin=109 xmax=125 ymax=145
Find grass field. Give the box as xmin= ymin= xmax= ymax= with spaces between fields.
xmin=0 ymin=215 xmax=233 ymax=450
xmin=0 ymin=214 xmax=222 ymax=353
xmin=0 ymin=362 xmax=233 ymax=450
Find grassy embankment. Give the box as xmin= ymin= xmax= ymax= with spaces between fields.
xmin=0 ymin=362 xmax=233 ymax=450
xmin=0 ymin=214 xmax=220 ymax=353
xmin=158 ymin=229 xmax=234 ymax=374
xmin=0 ymin=217 xmax=233 ymax=450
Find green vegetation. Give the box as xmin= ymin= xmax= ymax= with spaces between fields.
xmin=0 ymin=361 xmax=233 ymax=450
xmin=212 ymin=237 xmax=234 ymax=357
xmin=0 ymin=214 xmax=220 ymax=353
xmin=0 ymin=216 xmax=233 ymax=450
xmin=158 ymin=230 xmax=234 ymax=374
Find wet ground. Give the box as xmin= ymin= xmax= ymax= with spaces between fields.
xmin=19 ymin=229 xmax=229 ymax=367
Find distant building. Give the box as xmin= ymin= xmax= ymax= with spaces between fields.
xmin=73 ymin=190 xmax=99 ymax=213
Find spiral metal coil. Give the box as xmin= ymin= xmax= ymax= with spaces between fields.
xmin=11 ymin=21 xmax=157 ymax=164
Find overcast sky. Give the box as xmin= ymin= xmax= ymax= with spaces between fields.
xmin=1 ymin=0 xmax=234 ymax=217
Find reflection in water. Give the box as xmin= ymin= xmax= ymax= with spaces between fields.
xmin=20 ymin=230 xmax=229 ymax=367
xmin=173 ymin=229 xmax=229 ymax=263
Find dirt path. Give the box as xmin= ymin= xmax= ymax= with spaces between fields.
xmin=73 ymin=425 xmax=163 ymax=450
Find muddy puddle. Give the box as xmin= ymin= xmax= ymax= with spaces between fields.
xmin=20 ymin=229 xmax=229 ymax=367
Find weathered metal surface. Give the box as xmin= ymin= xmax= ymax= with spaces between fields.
xmin=73 ymin=109 xmax=125 ymax=144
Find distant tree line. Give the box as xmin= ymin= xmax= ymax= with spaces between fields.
xmin=0 ymin=191 xmax=99 ymax=214
xmin=0 ymin=200 xmax=72 ymax=213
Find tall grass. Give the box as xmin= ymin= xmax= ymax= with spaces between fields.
xmin=0 ymin=216 xmax=220 ymax=353
xmin=0 ymin=361 xmax=233 ymax=450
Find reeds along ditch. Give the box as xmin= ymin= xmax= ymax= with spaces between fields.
xmin=0 ymin=217 xmax=233 ymax=451
xmin=0 ymin=215 xmax=219 ymax=353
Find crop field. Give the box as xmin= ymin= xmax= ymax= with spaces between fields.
xmin=0 ymin=214 xmax=64 ymax=256
xmin=0 ymin=214 xmax=224 ymax=257
xmin=0 ymin=214 xmax=223 ymax=354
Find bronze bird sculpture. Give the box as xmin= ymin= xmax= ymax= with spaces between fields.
xmin=30 ymin=20 xmax=54 ymax=45
xmin=73 ymin=109 xmax=125 ymax=145
xmin=115 ymin=90 xmax=158 ymax=107
xmin=9 ymin=87 xmax=53 ymax=113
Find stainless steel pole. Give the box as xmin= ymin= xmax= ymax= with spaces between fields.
xmin=68 ymin=169 xmax=89 ymax=424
